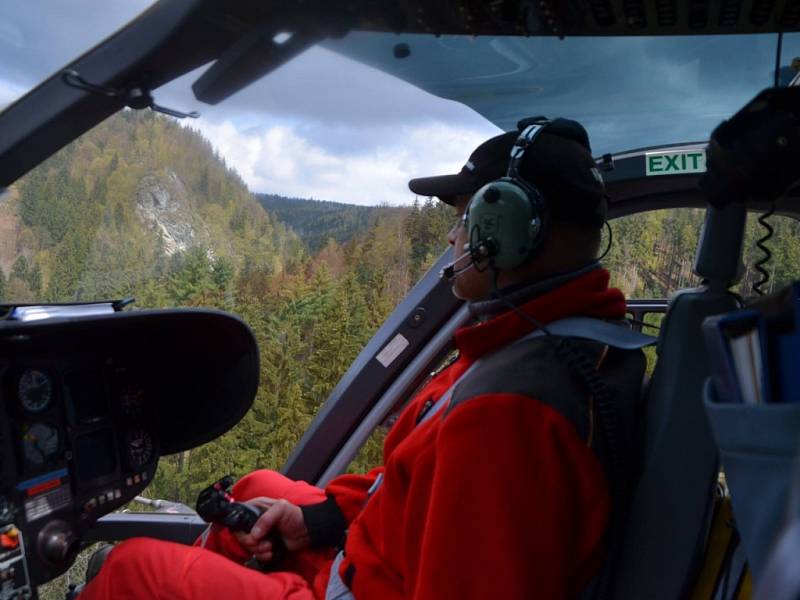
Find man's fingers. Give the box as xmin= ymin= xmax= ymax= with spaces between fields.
xmin=247 ymin=497 xmax=277 ymax=512
xmin=235 ymin=535 xmax=260 ymax=554
xmin=250 ymin=500 xmax=285 ymax=539
xmin=234 ymin=530 xmax=257 ymax=550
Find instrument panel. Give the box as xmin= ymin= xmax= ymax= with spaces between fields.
xmin=0 ymin=307 xmax=259 ymax=599
xmin=0 ymin=358 xmax=159 ymax=597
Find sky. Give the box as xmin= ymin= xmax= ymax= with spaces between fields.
xmin=0 ymin=1 xmax=499 ymax=206
xmin=1 ymin=2 xmax=797 ymax=206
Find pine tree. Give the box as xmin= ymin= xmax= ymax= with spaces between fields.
xmin=167 ymin=247 xmax=215 ymax=304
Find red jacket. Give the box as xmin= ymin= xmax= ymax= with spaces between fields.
xmin=312 ymin=269 xmax=627 ymax=599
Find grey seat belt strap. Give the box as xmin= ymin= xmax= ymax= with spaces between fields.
xmin=537 ymin=317 xmax=657 ymax=350
xmin=417 ymin=317 xmax=655 ymax=428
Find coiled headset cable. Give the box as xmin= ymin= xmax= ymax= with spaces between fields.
xmin=753 ymin=202 xmax=776 ymax=297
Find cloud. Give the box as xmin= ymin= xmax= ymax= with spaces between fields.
xmin=156 ymin=44 xmax=495 ymax=140
xmin=0 ymin=79 xmax=25 ymax=108
xmin=191 ymin=119 xmax=495 ymax=206
xmin=152 ymin=39 xmax=502 ymax=205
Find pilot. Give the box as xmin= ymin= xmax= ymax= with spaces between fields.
xmin=79 ymin=118 xmax=646 ymax=600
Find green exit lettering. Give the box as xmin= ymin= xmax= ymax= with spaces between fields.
xmin=645 ymin=150 xmax=706 ymax=176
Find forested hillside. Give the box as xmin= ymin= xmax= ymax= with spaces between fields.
xmin=257 ymin=194 xmax=405 ymax=251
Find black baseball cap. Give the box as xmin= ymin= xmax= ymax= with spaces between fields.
xmin=408 ymin=117 xmax=608 ymax=228
xmin=408 ymin=131 xmax=519 ymax=200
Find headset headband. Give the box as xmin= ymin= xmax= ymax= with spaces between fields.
xmin=506 ymin=120 xmax=551 ymax=180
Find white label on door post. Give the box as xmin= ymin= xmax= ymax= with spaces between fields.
xmin=376 ymin=334 xmax=410 ymax=367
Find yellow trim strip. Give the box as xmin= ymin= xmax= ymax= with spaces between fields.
xmin=689 ymin=497 xmax=735 ymax=600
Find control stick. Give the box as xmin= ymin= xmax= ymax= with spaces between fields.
xmin=196 ymin=476 xmax=287 ymax=568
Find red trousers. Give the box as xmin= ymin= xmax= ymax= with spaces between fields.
xmin=78 ymin=470 xmax=335 ymax=600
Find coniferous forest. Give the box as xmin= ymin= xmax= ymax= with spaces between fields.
xmin=6 ymin=110 xmax=800 ymax=517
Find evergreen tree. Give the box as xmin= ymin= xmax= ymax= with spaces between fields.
xmin=167 ymin=247 xmax=215 ymax=304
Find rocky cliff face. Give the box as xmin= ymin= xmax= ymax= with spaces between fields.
xmin=135 ymin=171 xmax=209 ymax=256
xmin=0 ymin=169 xmax=215 ymax=283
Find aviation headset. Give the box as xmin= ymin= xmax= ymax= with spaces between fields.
xmin=463 ymin=118 xmax=552 ymax=271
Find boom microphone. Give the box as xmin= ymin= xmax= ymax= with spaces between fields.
xmin=440 ymin=248 xmax=473 ymax=280
xmin=441 ymin=262 xmax=476 ymax=280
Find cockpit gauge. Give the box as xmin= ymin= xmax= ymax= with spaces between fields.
xmin=22 ymin=423 xmax=59 ymax=466
xmin=18 ymin=370 xmax=52 ymax=413
xmin=118 ymin=382 xmax=145 ymax=418
xmin=123 ymin=429 xmax=154 ymax=470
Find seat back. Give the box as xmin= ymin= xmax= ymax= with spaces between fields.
xmin=611 ymin=204 xmax=746 ymax=599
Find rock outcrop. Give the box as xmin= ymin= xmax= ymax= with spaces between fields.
xmin=135 ymin=171 xmax=209 ymax=255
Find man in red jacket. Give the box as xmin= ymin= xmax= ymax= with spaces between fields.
xmin=79 ymin=118 xmax=646 ymax=599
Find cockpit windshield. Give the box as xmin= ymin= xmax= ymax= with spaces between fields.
xmin=6 ymin=4 xmax=800 ymax=597
xmin=5 ymin=0 xmax=800 ymax=156
xmin=326 ymin=32 xmax=800 ymax=154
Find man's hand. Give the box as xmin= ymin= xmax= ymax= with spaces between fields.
xmin=233 ymin=497 xmax=310 ymax=563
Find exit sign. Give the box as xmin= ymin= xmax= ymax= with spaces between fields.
xmin=645 ymin=149 xmax=706 ymax=176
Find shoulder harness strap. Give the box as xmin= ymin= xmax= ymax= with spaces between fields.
xmin=416 ymin=318 xmax=654 ymax=427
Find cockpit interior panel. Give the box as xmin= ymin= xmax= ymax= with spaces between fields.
xmin=0 ymin=309 xmax=258 ymax=595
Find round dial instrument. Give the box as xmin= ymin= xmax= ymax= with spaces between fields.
xmin=123 ymin=429 xmax=154 ymax=470
xmin=22 ymin=423 xmax=59 ymax=466
xmin=18 ymin=369 xmax=53 ymax=413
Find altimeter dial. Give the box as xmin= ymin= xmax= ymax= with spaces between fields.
xmin=123 ymin=429 xmax=154 ymax=470
xmin=18 ymin=369 xmax=53 ymax=413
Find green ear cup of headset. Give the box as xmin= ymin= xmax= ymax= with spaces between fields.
xmin=466 ymin=179 xmax=545 ymax=271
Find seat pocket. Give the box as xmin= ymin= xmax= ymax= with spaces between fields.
xmin=703 ymin=379 xmax=800 ymax=579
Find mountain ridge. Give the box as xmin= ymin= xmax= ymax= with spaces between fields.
xmin=256 ymin=193 xmax=407 ymax=252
